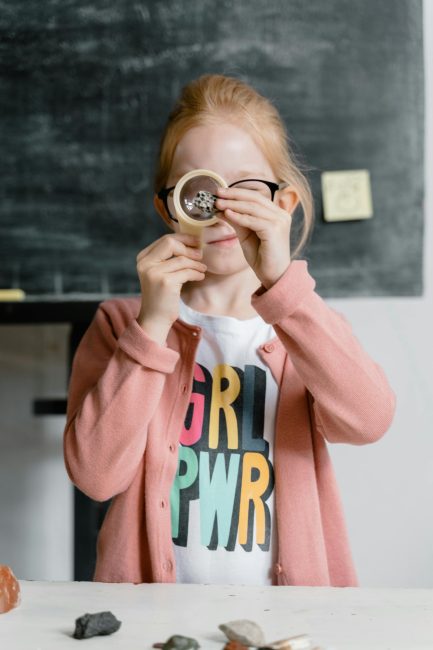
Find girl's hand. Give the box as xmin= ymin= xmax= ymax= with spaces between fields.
xmin=136 ymin=233 xmax=207 ymax=340
xmin=215 ymin=186 xmax=293 ymax=290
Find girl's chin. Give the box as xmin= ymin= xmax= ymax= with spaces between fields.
xmin=200 ymin=257 xmax=249 ymax=276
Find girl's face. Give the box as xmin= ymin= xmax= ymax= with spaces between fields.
xmin=154 ymin=121 xmax=281 ymax=276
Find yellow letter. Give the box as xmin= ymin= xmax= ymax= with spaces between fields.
xmin=209 ymin=364 xmax=240 ymax=449
xmin=238 ymin=452 xmax=270 ymax=546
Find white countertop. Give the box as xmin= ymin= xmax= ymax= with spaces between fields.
xmin=0 ymin=581 xmax=432 ymax=649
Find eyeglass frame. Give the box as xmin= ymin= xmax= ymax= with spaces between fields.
xmin=157 ymin=178 xmax=287 ymax=223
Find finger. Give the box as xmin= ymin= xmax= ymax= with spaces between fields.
xmin=161 ymin=256 xmax=207 ymax=273
xmin=137 ymin=243 xmax=203 ymax=270
xmin=137 ymin=234 xmax=202 ymax=264
xmin=159 ymin=234 xmax=203 ymax=260
xmin=222 ymin=208 xmax=269 ymax=230
xmin=155 ymin=233 xmax=202 ymax=256
xmin=216 ymin=198 xmax=275 ymax=220
xmin=170 ymin=267 xmax=207 ymax=284
xmin=138 ymin=233 xmax=201 ymax=259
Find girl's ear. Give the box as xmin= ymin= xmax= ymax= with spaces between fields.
xmin=277 ymin=187 xmax=300 ymax=216
xmin=153 ymin=194 xmax=173 ymax=229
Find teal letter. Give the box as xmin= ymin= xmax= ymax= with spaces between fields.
xmin=170 ymin=446 xmax=198 ymax=539
xmin=199 ymin=451 xmax=240 ymax=547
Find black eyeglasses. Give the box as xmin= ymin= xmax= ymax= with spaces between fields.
xmin=157 ymin=178 xmax=286 ymax=223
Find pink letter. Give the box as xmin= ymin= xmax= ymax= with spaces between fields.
xmin=180 ymin=364 xmax=205 ymax=446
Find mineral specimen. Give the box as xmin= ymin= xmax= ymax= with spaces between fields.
xmin=224 ymin=642 xmax=249 ymax=650
xmin=73 ymin=611 xmax=121 ymax=639
xmin=192 ymin=190 xmax=217 ymax=216
xmin=219 ymin=619 xmax=266 ymax=647
xmin=0 ymin=565 xmax=21 ymax=614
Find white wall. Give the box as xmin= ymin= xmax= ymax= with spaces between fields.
xmin=326 ymin=0 xmax=433 ymax=587
xmin=0 ymin=1 xmax=431 ymax=586
xmin=0 ymin=325 xmax=73 ymax=580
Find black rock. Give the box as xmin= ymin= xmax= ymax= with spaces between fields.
xmin=73 ymin=611 xmax=122 ymax=639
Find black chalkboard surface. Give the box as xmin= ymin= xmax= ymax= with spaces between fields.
xmin=0 ymin=0 xmax=424 ymax=308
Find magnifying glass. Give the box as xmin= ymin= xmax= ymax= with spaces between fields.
xmin=173 ymin=169 xmax=228 ymax=248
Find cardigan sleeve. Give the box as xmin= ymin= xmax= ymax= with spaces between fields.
xmin=63 ymin=301 xmax=180 ymax=501
xmin=251 ymin=260 xmax=396 ymax=445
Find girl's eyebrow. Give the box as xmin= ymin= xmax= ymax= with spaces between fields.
xmin=235 ymin=170 xmax=266 ymax=178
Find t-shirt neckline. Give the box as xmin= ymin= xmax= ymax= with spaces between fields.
xmin=179 ymin=296 xmax=263 ymax=326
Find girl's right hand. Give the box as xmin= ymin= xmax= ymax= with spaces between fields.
xmin=135 ymin=233 xmax=207 ymax=342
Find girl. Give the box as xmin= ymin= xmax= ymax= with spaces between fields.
xmin=63 ymin=74 xmax=396 ymax=587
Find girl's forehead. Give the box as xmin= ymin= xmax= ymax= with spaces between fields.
xmin=170 ymin=122 xmax=273 ymax=178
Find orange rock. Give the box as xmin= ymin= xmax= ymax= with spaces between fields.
xmin=224 ymin=643 xmax=248 ymax=650
xmin=0 ymin=565 xmax=21 ymax=614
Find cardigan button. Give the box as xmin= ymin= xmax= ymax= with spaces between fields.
xmin=163 ymin=560 xmax=173 ymax=572
xmin=264 ymin=343 xmax=274 ymax=353
xmin=274 ymin=562 xmax=283 ymax=575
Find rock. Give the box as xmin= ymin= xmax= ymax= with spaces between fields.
xmin=157 ymin=635 xmax=199 ymax=649
xmin=224 ymin=642 xmax=249 ymax=650
xmin=0 ymin=565 xmax=21 ymax=614
xmin=193 ymin=190 xmax=217 ymax=216
xmin=73 ymin=611 xmax=121 ymax=639
xmin=219 ymin=619 xmax=266 ymax=647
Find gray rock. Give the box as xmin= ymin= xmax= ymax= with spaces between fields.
xmin=73 ymin=611 xmax=121 ymax=639
xmin=163 ymin=634 xmax=200 ymax=649
xmin=219 ymin=619 xmax=266 ymax=647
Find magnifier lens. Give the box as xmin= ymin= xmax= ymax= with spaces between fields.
xmin=179 ymin=175 xmax=220 ymax=221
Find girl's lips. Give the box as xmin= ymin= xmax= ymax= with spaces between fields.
xmin=208 ymin=235 xmax=238 ymax=245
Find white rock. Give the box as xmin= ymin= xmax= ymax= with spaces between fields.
xmin=219 ymin=619 xmax=266 ymax=646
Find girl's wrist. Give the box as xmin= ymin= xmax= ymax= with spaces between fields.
xmin=136 ymin=315 xmax=172 ymax=346
xmin=259 ymin=262 xmax=291 ymax=291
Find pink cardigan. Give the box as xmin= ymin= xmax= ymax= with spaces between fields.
xmin=63 ymin=260 xmax=396 ymax=586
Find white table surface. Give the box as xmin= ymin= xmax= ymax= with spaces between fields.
xmin=0 ymin=581 xmax=432 ymax=649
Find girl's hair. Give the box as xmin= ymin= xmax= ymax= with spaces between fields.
xmin=154 ymin=74 xmax=314 ymax=259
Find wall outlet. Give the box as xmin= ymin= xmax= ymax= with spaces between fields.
xmin=321 ymin=169 xmax=373 ymax=222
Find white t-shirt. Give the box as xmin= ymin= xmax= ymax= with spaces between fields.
xmin=170 ymin=297 xmax=279 ymax=585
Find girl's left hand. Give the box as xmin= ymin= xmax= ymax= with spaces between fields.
xmin=215 ymin=186 xmax=292 ymax=290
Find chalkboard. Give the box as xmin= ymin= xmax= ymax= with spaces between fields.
xmin=0 ymin=0 xmax=424 ymax=304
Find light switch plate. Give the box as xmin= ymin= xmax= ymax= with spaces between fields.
xmin=321 ymin=169 xmax=373 ymax=222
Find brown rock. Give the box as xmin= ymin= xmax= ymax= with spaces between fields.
xmin=0 ymin=565 xmax=21 ymax=614
xmin=224 ymin=642 xmax=249 ymax=650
